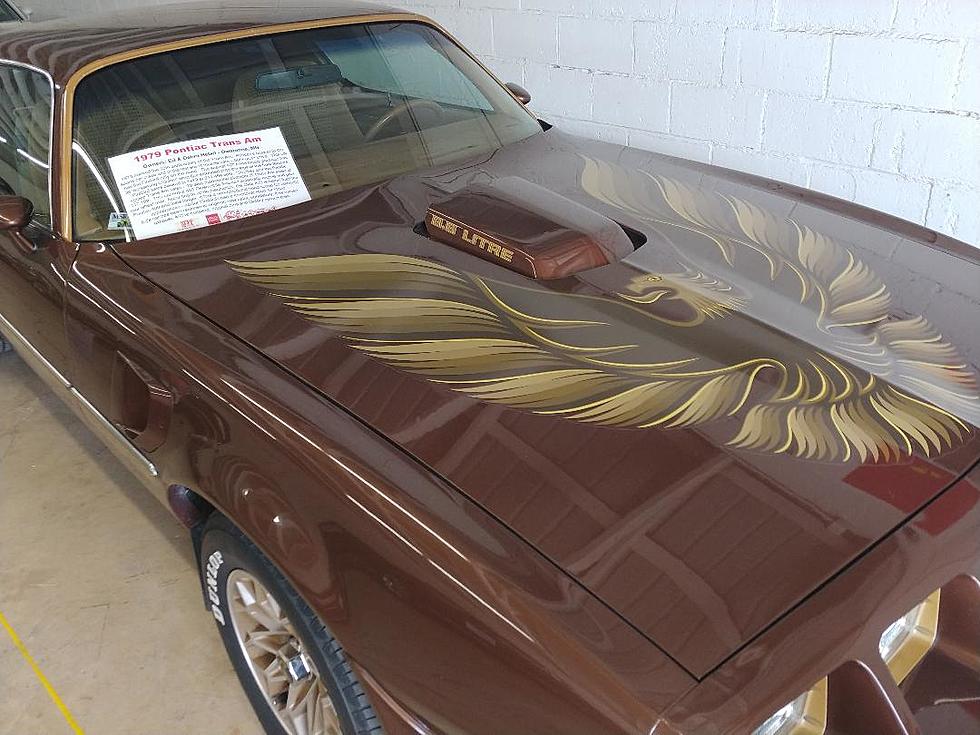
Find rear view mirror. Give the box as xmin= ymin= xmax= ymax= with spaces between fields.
xmin=255 ymin=63 xmax=343 ymax=91
xmin=0 ymin=195 xmax=32 ymax=231
xmin=506 ymin=82 xmax=531 ymax=105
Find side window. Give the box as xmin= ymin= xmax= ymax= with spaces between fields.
xmin=0 ymin=63 xmax=53 ymax=227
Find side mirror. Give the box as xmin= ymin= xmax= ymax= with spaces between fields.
xmin=0 ymin=196 xmax=33 ymax=231
xmin=506 ymin=82 xmax=531 ymax=105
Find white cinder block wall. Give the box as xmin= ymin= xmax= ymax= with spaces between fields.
xmin=21 ymin=0 xmax=980 ymax=246
xmin=400 ymin=0 xmax=980 ymax=246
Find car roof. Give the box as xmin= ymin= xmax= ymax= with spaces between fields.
xmin=0 ymin=0 xmax=409 ymax=83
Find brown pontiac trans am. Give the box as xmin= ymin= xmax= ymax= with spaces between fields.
xmin=1 ymin=3 xmax=979 ymax=734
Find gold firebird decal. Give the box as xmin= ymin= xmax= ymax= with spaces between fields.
xmin=229 ymin=161 xmax=979 ymax=462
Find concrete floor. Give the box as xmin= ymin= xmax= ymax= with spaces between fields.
xmin=0 ymin=351 xmax=262 ymax=735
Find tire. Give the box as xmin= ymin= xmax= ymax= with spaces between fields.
xmin=198 ymin=514 xmax=381 ymax=735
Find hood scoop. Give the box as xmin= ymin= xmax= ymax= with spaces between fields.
xmin=423 ymin=176 xmax=638 ymax=279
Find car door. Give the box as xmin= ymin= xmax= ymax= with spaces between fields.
xmin=0 ymin=61 xmax=77 ymax=386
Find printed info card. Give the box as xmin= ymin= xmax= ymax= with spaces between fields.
xmin=108 ymin=128 xmax=311 ymax=240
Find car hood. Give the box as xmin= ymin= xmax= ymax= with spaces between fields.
xmin=113 ymin=129 xmax=980 ymax=677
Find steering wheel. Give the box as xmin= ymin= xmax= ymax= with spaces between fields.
xmin=364 ymin=99 xmax=445 ymax=143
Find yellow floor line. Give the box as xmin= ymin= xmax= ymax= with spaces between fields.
xmin=0 ymin=609 xmax=86 ymax=734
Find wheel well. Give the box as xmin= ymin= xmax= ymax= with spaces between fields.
xmin=167 ymin=484 xmax=217 ymax=530
xmin=169 ymin=485 xmax=220 ymax=609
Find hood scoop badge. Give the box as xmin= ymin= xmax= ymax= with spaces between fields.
xmin=423 ymin=176 xmax=639 ymax=279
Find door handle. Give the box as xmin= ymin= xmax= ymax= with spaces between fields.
xmin=111 ymin=352 xmax=174 ymax=452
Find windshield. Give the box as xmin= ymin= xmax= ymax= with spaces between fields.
xmin=71 ymin=21 xmax=540 ymax=242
